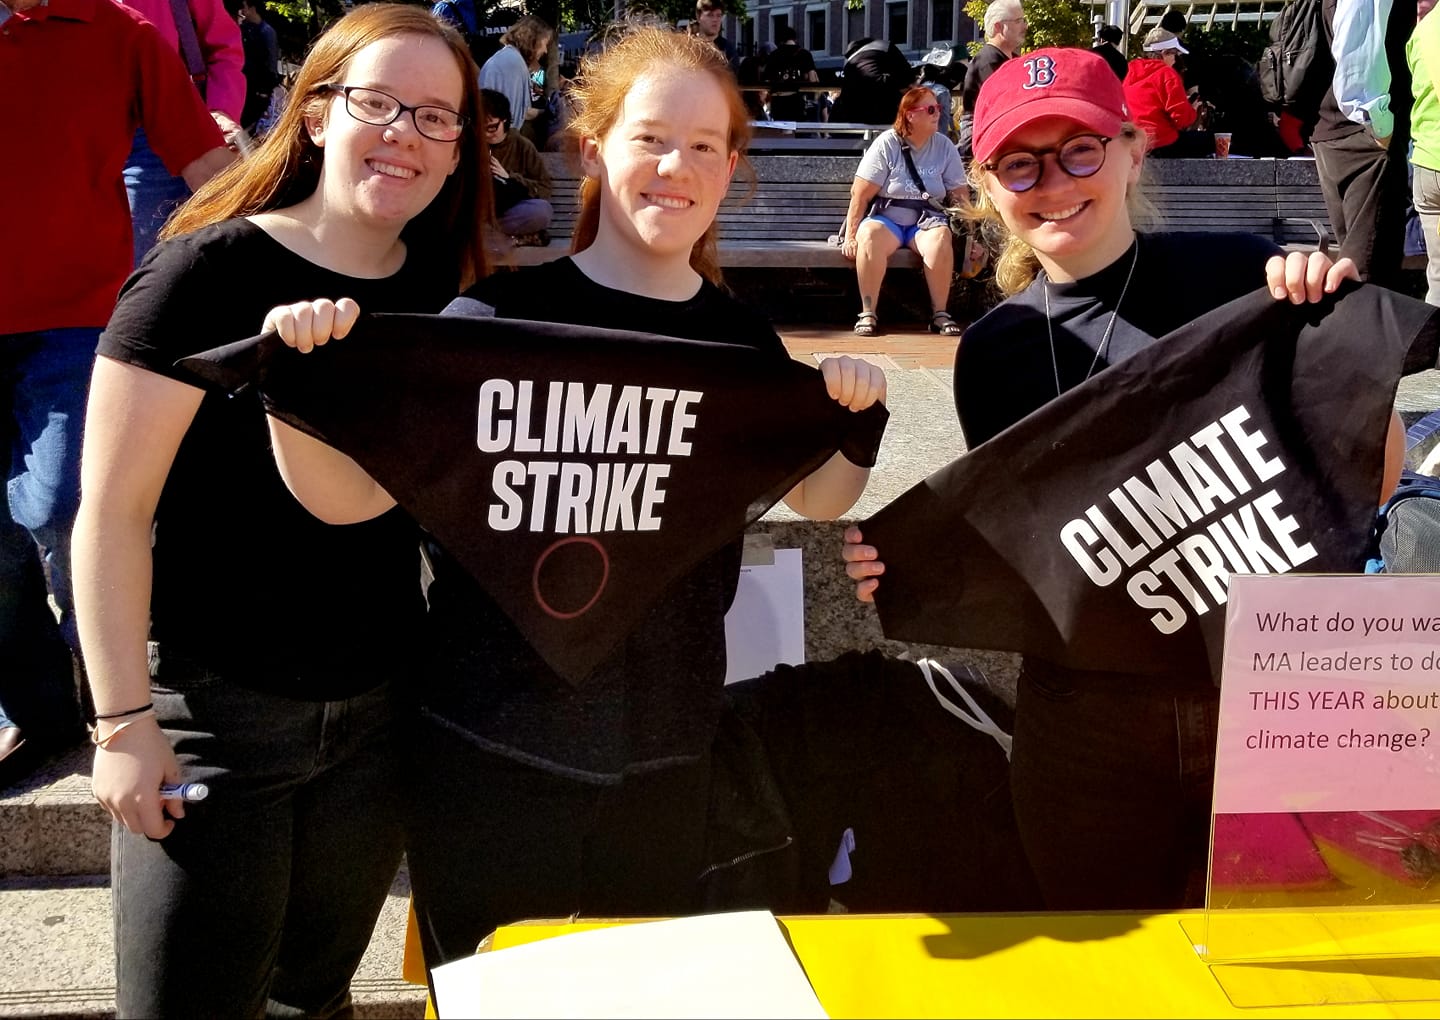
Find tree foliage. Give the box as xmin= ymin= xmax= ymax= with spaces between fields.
xmin=1174 ymin=22 xmax=1270 ymax=65
xmin=556 ymin=0 xmax=748 ymax=31
xmin=963 ymin=0 xmax=1090 ymax=55
xmin=265 ymin=0 xmax=348 ymax=63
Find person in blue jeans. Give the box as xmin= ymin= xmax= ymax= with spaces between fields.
xmin=120 ymin=0 xmax=246 ymax=266
xmin=0 ymin=329 xmax=98 ymax=770
xmin=1 ymin=0 xmax=232 ymax=787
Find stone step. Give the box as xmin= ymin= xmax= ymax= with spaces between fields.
xmin=0 ymin=744 xmax=107 ymax=879
xmin=0 ymin=869 xmax=426 ymax=1019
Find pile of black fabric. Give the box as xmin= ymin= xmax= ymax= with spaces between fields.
xmin=702 ymin=650 xmax=1043 ymax=914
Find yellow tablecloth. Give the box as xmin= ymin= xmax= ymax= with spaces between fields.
xmin=454 ymin=910 xmax=1440 ymax=1018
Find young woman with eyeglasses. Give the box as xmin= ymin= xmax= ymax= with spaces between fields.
xmin=71 ymin=6 xmax=488 ymax=1014
xmin=843 ymin=48 xmax=1370 ymax=912
xmin=841 ymin=85 xmax=969 ymax=337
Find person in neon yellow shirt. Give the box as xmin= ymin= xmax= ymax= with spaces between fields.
xmin=1409 ymin=0 xmax=1440 ymax=305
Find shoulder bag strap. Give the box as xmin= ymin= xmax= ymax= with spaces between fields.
xmin=898 ymin=142 xmax=949 ymax=213
xmin=167 ymin=0 xmax=209 ymax=101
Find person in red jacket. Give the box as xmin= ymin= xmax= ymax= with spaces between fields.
xmin=1123 ymin=27 xmax=1197 ymax=155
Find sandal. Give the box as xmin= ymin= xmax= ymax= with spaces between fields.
xmin=929 ymin=311 xmax=962 ymax=336
xmin=854 ymin=312 xmax=880 ymax=337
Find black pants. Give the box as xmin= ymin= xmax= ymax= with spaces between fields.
xmin=113 ymin=671 xmax=404 ymax=1019
xmin=404 ymin=717 xmax=712 ymax=971
xmin=1313 ymin=128 xmax=1411 ymax=290
xmin=241 ymin=89 xmax=273 ymax=134
xmin=1009 ymin=664 xmax=1218 ymax=911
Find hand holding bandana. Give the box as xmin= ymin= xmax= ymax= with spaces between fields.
xmin=865 ymin=283 xmax=1438 ymax=680
xmin=180 ymin=313 xmax=888 ymax=682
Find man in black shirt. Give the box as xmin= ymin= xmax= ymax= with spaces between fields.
xmin=763 ymin=24 xmax=817 ymax=122
xmin=238 ymin=0 xmax=279 ymax=134
xmin=958 ymin=0 xmax=1027 ymax=159
xmin=692 ymin=0 xmax=737 ymax=70
xmin=1091 ymin=24 xmax=1128 ymax=81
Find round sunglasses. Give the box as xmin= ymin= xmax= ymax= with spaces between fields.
xmin=981 ymin=134 xmax=1114 ymax=193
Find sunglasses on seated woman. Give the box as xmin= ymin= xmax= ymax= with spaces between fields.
xmin=908 ymin=104 xmax=940 ymax=115
xmin=981 ymin=134 xmax=1113 ymax=193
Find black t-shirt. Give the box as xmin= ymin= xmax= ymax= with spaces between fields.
xmin=954 ymin=231 xmax=1283 ymax=448
xmin=423 ymin=257 xmax=789 ymax=780
xmin=764 ymin=43 xmax=816 ymax=90
xmin=958 ymin=44 xmax=1011 ymax=156
xmin=764 ymin=44 xmax=817 ymax=121
xmin=1091 ymin=42 xmax=1128 ymax=82
xmin=98 ymin=218 xmax=458 ymax=699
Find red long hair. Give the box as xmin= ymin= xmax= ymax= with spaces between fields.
xmin=566 ymin=24 xmax=753 ymax=285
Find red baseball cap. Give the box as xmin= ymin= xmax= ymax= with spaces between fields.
xmin=971 ymin=47 xmax=1129 ymax=165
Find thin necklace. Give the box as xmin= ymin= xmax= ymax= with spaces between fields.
xmin=1044 ymin=239 xmax=1141 ymax=398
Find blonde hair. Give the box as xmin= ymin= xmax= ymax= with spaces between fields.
xmin=163 ymin=5 xmax=491 ymax=288
xmin=968 ymin=125 xmax=1155 ymax=296
xmin=502 ymin=14 xmax=553 ymax=68
xmin=566 ymin=24 xmax=752 ymax=285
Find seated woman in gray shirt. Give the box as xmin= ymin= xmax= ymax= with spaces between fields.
xmin=839 ymin=86 xmax=968 ymax=338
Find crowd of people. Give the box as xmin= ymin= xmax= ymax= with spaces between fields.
xmin=2 ymin=0 xmax=1437 ymax=1016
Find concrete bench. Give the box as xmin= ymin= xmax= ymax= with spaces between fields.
xmin=1145 ymin=156 xmax=1335 ymax=250
xmin=502 ymin=153 xmax=1335 ymax=270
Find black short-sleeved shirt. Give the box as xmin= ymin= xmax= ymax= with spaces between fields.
xmin=98 ymin=218 xmax=458 ymax=699
xmin=422 ymin=257 xmax=789 ymax=781
xmin=958 ymin=43 xmax=1011 ymax=156
xmin=764 ymin=44 xmax=817 ymax=121
xmin=954 ymin=231 xmax=1283 ymax=448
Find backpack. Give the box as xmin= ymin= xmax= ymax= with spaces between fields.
xmin=1367 ymin=472 xmax=1440 ymax=573
xmin=1366 ymin=410 xmax=1440 ymax=573
xmin=1258 ymin=0 xmax=1333 ymax=113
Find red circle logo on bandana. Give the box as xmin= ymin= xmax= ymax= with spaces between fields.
xmin=532 ymin=536 xmax=611 ymax=619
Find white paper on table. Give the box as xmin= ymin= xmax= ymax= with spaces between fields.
xmin=429 ymin=910 xmax=829 ymax=1019
xmin=723 ymin=548 xmax=805 ymax=685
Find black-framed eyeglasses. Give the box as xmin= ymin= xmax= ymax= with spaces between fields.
xmin=320 ymin=84 xmax=467 ymax=142
xmin=981 ymin=133 xmax=1112 ymax=193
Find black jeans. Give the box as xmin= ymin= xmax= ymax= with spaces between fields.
xmin=113 ymin=657 xmax=404 ymax=1019
xmin=404 ymin=716 xmax=711 ymax=971
xmin=1313 ymin=128 xmax=1411 ymax=290
xmin=1009 ymin=664 xmax=1218 ymax=911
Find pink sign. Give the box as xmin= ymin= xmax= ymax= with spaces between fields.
xmin=1214 ymin=574 xmax=1440 ymax=814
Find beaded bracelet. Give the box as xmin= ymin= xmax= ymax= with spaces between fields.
xmin=93 ymin=701 xmax=154 ymax=721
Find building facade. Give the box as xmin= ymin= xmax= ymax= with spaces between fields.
xmin=723 ymin=0 xmax=980 ymax=70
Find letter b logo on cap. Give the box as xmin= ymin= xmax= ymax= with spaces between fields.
xmin=1022 ymin=54 xmax=1057 ymax=89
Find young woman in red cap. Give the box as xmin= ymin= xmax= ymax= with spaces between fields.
xmin=843 ymin=46 xmax=1372 ymax=912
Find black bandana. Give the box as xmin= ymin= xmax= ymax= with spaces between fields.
xmin=865 ymin=284 xmax=1438 ymax=680
xmin=180 ymin=314 xmax=888 ymax=682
